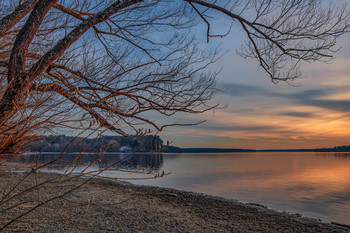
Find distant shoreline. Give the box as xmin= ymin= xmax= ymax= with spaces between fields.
xmin=28 ymin=135 xmax=350 ymax=153
xmin=179 ymin=148 xmax=314 ymax=153
xmin=171 ymin=148 xmax=350 ymax=153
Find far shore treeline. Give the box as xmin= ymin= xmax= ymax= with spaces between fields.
xmin=29 ymin=135 xmax=164 ymax=153
xmin=28 ymin=135 xmax=350 ymax=153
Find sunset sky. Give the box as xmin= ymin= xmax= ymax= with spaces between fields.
xmin=161 ymin=29 xmax=350 ymax=150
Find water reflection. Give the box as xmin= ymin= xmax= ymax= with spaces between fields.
xmin=316 ymin=152 xmax=350 ymax=157
xmin=10 ymin=152 xmax=164 ymax=172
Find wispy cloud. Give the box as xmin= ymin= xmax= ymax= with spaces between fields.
xmin=217 ymin=82 xmax=270 ymax=96
xmin=220 ymin=82 xmax=350 ymax=113
xmin=278 ymin=111 xmax=316 ymax=118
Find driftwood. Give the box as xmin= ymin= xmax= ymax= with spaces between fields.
xmin=331 ymin=222 xmax=350 ymax=228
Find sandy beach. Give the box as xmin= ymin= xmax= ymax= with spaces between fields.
xmin=0 ymin=170 xmax=349 ymax=233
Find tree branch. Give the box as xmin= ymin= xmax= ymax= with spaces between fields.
xmin=34 ymin=82 xmax=128 ymax=137
xmin=29 ymin=0 xmax=143 ymax=79
xmin=0 ymin=0 xmax=40 ymax=37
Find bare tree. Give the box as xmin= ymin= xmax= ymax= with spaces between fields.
xmin=0 ymin=0 xmax=349 ymax=154
xmin=0 ymin=0 xmax=350 ymax=230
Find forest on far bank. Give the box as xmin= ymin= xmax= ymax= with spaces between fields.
xmin=29 ymin=135 xmax=165 ymax=153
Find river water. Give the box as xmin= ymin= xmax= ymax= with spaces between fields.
xmin=10 ymin=151 xmax=350 ymax=224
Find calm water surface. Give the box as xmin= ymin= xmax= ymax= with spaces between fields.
xmin=11 ymin=152 xmax=350 ymax=224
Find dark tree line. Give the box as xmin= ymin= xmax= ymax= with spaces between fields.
xmin=30 ymin=135 xmax=164 ymax=152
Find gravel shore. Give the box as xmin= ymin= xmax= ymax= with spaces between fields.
xmin=0 ymin=171 xmax=349 ymax=233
